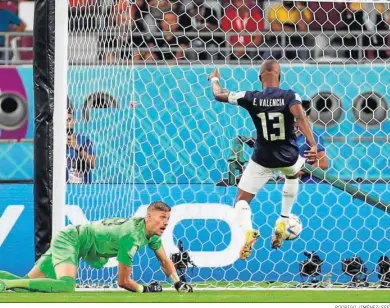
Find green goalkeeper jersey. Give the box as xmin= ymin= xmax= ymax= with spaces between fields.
xmin=76 ymin=217 xmax=162 ymax=268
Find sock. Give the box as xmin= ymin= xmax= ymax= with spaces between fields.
xmin=5 ymin=276 xmax=75 ymax=293
xmin=234 ymin=200 xmax=253 ymax=232
xmin=281 ymin=178 xmax=299 ymax=222
xmin=0 ymin=271 xmax=23 ymax=280
xmin=0 ymin=272 xmax=33 ymax=293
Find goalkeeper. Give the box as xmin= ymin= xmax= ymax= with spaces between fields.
xmin=0 ymin=201 xmax=193 ymax=293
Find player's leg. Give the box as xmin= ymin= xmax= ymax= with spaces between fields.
xmin=236 ymin=159 xmax=273 ymax=259
xmin=235 ymin=189 xmax=255 ymax=234
xmin=0 ymin=247 xmax=55 ymax=281
xmin=0 ymin=255 xmax=54 ymax=292
xmin=0 ymin=271 xmax=23 ymax=280
xmin=0 ymin=266 xmax=49 ymax=293
xmin=0 ymin=228 xmax=79 ymax=293
xmin=26 ymin=265 xmax=50 ymax=279
xmin=0 ymin=264 xmax=77 ymax=293
xmin=0 ymin=263 xmax=48 ymax=280
xmin=272 ymin=156 xmax=305 ymax=249
xmin=19 ymin=263 xmax=77 ymax=293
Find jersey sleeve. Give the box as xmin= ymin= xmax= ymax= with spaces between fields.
xmin=288 ymin=91 xmax=302 ymax=108
xmin=117 ymin=235 xmax=137 ymax=267
xmin=228 ymin=91 xmax=253 ymax=109
xmin=6 ymin=11 xmax=22 ymax=26
xmin=148 ymin=236 xmax=162 ymax=251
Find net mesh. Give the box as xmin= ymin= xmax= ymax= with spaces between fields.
xmin=66 ymin=0 xmax=390 ymax=289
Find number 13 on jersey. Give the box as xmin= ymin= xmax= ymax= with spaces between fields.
xmin=257 ymin=112 xmax=286 ymax=141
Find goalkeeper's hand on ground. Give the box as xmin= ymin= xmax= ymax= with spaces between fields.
xmin=174 ymin=281 xmax=193 ymax=293
xmin=143 ymin=281 xmax=162 ymax=293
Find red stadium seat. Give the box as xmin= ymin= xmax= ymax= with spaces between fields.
xmin=19 ymin=35 xmax=34 ymax=61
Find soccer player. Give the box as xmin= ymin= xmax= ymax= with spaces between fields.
xmin=208 ymin=60 xmax=317 ymax=257
xmin=0 ymin=201 xmax=193 ymax=293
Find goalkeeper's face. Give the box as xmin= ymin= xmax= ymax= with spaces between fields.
xmin=147 ymin=210 xmax=170 ymax=236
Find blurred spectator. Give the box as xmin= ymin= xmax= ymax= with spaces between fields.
xmin=307 ymin=1 xmax=346 ymax=59
xmin=268 ymin=1 xmax=311 ymax=32
xmin=145 ymin=0 xmax=191 ymax=34
xmin=186 ymin=0 xmax=218 ymax=31
xmin=66 ymin=106 xmax=95 ymax=184
xmin=221 ymin=0 xmax=264 ymax=61
xmin=266 ymin=1 xmax=312 ymax=60
xmin=307 ymin=1 xmax=345 ymax=31
xmin=0 ymin=8 xmax=26 ymax=63
xmin=376 ymin=3 xmax=390 ymax=59
xmin=183 ymin=0 xmax=221 ymax=61
xmin=148 ymin=11 xmax=189 ymax=63
xmin=358 ymin=2 xmax=390 ymax=60
xmin=342 ymin=3 xmax=368 ymax=61
xmin=68 ymin=0 xmax=97 ymax=32
xmin=99 ymin=0 xmax=150 ymax=63
xmin=339 ymin=2 xmax=390 ymax=61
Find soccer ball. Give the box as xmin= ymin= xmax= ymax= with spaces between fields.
xmin=277 ymin=214 xmax=303 ymax=240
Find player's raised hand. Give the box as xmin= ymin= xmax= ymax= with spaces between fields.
xmin=208 ymin=68 xmax=220 ymax=81
xmin=304 ymin=145 xmax=317 ymax=162
xmin=174 ymin=281 xmax=193 ymax=293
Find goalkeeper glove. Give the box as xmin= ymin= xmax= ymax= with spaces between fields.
xmin=143 ymin=281 xmax=162 ymax=293
xmin=174 ymin=281 xmax=193 ymax=293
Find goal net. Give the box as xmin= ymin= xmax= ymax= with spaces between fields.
xmin=66 ymin=0 xmax=390 ymax=289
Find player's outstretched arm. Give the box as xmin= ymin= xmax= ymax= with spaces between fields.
xmin=154 ymin=246 xmax=193 ymax=293
xmin=290 ymin=104 xmax=317 ymax=161
xmin=117 ymin=262 xmax=161 ymax=293
xmin=117 ymin=262 xmax=142 ymax=292
xmin=208 ymin=68 xmax=230 ymax=102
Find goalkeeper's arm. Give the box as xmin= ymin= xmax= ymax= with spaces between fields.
xmin=117 ymin=262 xmax=162 ymax=293
xmin=117 ymin=262 xmax=147 ymax=293
xmin=154 ymin=246 xmax=193 ymax=292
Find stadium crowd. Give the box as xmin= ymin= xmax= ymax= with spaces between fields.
xmin=0 ymin=0 xmax=390 ymax=63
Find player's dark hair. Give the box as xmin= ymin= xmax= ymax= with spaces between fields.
xmin=148 ymin=201 xmax=171 ymax=213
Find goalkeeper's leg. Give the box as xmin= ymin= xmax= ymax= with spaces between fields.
xmin=0 ymin=227 xmax=79 ymax=293
xmin=0 ymin=263 xmax=76 ymax=293
xmin=236 ymin=159 xmax=273 ymax=260
xmin=0 ymin=261 xmax=52 ymax=292
xmin=0 ymin=271 xmax=24 ymax=280
xmin=0 ymin=263 xmax=77 ymax=293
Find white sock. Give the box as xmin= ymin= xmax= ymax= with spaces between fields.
xmin=234 ymin=200 xmax=253 ymax=232
xmin=281 ymin=178 xmax=299 ymax=222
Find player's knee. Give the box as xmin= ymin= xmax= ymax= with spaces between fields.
xmin=59 ymin=276 xmax=76 ymax=293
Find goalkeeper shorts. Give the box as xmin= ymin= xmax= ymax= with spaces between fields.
xmin=35 ymin=226 xmax=80 ymax=279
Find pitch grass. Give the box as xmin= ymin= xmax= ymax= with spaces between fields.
xmin=1 ymin=290 xmax=390 ymax=303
